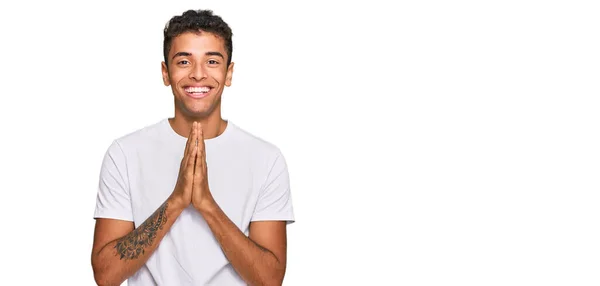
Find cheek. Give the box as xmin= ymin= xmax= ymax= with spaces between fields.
xmin=215 ymin=73 xmax=227 ymax=86
xmin=169 ymin=69 xmax=187 ymax=82
xmin=210 ymin=69 xmax=228 ymax=81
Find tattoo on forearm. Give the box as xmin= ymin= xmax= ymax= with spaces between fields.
xmin=114 ymin=202 xmax=169 ymax=260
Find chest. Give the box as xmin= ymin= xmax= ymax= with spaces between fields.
xmin=127 ymin=147 xmax=259 ymax=227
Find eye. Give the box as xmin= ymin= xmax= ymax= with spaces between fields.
xmin=177 ymin=60 xmax=190 ymax=65
xmin=208 ymin=59 xmax=219 ymax=65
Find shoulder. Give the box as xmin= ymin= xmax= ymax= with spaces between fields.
xmin=112 ymin=119 xmax=166 ymax=148
xmin=227 ymin=122 xmax=284 ymax=158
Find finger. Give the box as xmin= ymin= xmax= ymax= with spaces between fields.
xmin=195 ymin=136 xmax=202 ymax=180
xmin=199 ymin=151 xmax=207 ymax=176
xmin=187 ymin=140 xmax=198 ymax=175
xmin=197 ymin=122 xmax=206 ymax=154
xmin=185 ymin=122 xmax=198 ymax=167
xmin=183 ymin=122 xmax=197 ymax=159
xmin=194 ymin=123 xmax=206 ymax=176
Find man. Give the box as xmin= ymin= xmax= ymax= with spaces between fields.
xmin=91 ymin=9 xmax=295 ymax=286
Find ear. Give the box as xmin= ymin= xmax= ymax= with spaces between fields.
xmin=225 ymin=62 xmax=234 ymax=87
xmin=161 ymin=61 xmax=170 ymax=86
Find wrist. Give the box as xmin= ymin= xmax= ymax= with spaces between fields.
xmin=195 ymin=195 xmax=218 ymax=214
xmin=167 ymin=195 xmax=189 ymax=212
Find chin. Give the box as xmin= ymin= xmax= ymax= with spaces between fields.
xmin=184 ymin=109 xmax=210 ymax=118
xmin=184 ymin=106 xmax=215 ymax=118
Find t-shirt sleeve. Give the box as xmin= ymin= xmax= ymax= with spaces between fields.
xmin=251 ymin=150 xmax=295 ymax=224
xmin=93 ymin=140 xmax=134 ymax=222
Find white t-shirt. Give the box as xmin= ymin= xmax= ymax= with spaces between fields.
xmin=94 ymin=118 xmax=295 ymax=286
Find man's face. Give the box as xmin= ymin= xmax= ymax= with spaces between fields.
xmin=162 ymin=31 xmax=234 ymax=118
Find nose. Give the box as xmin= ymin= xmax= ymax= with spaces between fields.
xmin=189 ymin=64 xmax=207 ymax=80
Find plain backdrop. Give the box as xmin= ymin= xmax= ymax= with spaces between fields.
xmin=0 ymin=0 xmax=599 ymax=285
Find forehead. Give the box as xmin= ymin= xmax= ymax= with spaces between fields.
xmin=169 ymin=31 xmax=226 ymax=56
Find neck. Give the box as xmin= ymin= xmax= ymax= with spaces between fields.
xmin=169 ymin=109 xmax=227 ymax=139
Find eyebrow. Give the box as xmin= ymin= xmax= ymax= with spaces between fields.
xmin=172 ymin=52 xmax=192 ymax=60
xmin=171 ymin=51 xmax=225 ymax=60
xmin=205 ymin=51 xmax=225 ymax=59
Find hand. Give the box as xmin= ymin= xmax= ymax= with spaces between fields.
xmin=192 ymin=122 xmax=215 ymax=212
xmin=169 ymin=122 xmax=199 ymax=210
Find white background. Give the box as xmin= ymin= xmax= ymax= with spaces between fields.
xmin=0 ymin=0 xmax=599 ymax=285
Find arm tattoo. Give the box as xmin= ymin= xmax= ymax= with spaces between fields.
xmin=114 ymin=202 xmax=169 ymax=260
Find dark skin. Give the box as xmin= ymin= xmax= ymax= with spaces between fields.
xmin=91 ymin=31 xmax=288 ymax=286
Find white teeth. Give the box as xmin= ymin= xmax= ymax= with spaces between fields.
xmin=186 ymin=86 xmax=210 ymax=93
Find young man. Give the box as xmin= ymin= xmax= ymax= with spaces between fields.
xmin=91 ymin=10 xmax=294 ymax=286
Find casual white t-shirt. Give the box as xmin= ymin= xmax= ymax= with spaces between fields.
xmin=94 ymin=118 xmax=295 ymax=285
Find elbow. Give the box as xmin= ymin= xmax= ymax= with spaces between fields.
xmin=266 ymin=279 xmax=284 ymax=286
xmin=92 ymin=264 xmax=109 ymax=286
xmin=263 ymin=277 xmax=284 ymax=286
xmin=94 ymin=276 xmax=109 ymax=286
xmin=94 ymin=271 xmax=119 ymax=286
xmin=262 ymin=269 xmax=286 ymax=286
xmin=92 ymin=257 xmax=119 ymax=286
xmin=247 ymin=269 xmax=284 ymax=286
xmin=93 ymin=268 xmax=106 ymax=286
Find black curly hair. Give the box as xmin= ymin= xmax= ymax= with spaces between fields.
xmin=163 ymin=9 xmax=233 ymax=68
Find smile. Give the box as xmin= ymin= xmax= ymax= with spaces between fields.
xmin=184 ymin=86 xmax=212 ymax=99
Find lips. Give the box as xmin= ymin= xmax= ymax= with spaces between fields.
xmin=184 ymin=86 xmax=212 ymax=99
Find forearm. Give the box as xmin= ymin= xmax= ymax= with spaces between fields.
xmin=200 ymin=203 xmax=285 ymax=286
xmin=92 ymin=197 xmax=184 ymax=286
